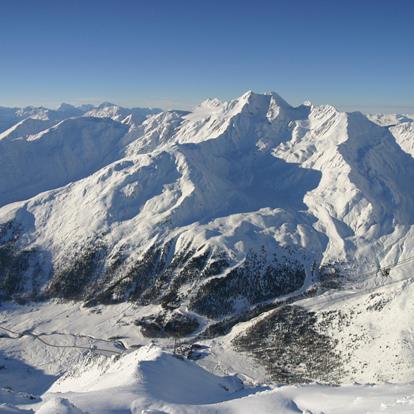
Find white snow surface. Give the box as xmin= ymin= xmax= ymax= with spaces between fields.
xmin=4 ymin=343 xmax=414 ymax=413
xmin=1 ymin=91 xmax=414 ymax=282
xmin=390 ymin=121 xmax=414 ymax=157
xmin=367 ymin=113 xmax=414 ymax=127
xmin=1 ymin=92 xmax=414 ymax=412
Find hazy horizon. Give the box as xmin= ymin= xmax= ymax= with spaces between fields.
xmin=2 ymin=91 xmax=414 ymax=115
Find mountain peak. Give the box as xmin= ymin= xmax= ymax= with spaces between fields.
xmin=57 ymin=103 xmax=77 ymax=112
xmin=98 ymin=101 xmax=118 ymax=109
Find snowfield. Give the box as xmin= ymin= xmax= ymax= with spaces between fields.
xmin=3 ymin=338 xmax=414 ymax=413
xmin=1 ymin=92 xmax=414 ymax=412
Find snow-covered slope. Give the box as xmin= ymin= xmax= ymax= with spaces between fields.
xmin=8 ymin=345 xmax=414 ymax=414
xmin=0 ymin=104 xmax=85 ymax=134
xmin=0 ymin=118 xmax=129 ymax=206
xmin=34 ymin=345 xmax=414 ymax=414
xmin=391 ymin=121 xmax=414 ymax=157
xmin=1 ymin=91 xmax=414 ymax=389
xmin=2 ymin=302 xmax=414 ymax=413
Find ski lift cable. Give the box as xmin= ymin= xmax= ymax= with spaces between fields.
xmin=325 ymin=253 xmax=414 ymax=280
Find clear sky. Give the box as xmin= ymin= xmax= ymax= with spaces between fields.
xmin=1 ymin=0 xmax=413 ymax=113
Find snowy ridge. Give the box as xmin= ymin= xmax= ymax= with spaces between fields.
xmin=367 ymin=113 xmax=414 ymax=127
xmin=0 ymin=102 xmax=162 ymax=136
xmin=84 ymin=102 xmax=161 ymax=125
xmin=0 ymin=117 xmax=129 ymax=206
xmin=391 ymin=121 xmax=414 ymax=157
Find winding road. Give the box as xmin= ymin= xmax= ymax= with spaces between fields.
xmin=0 ymin=324 xmax=124 ymax=355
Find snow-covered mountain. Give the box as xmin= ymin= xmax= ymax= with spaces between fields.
xmin=367 ymin=112 xmax=414 ymax=127
xmin=1 ymin=91 xmax=414 ymax=397
xmin=84 ymin=102 xmax=162 ymax=124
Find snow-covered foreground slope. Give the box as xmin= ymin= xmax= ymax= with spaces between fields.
xmin=3 ymin=341 xmax=414 ymax=413
xmin=34 ymin=346 xmax=414 ymax=414
xmin=1 ymin=91 xmax=414 ymax=408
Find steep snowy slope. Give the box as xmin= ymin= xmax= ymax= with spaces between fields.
xmin=1 ymin=91 xmax=414 ymax=386
xmin=391 ymin=121 xmax=414 ymax=157
xmin=275 ymin=106 xmax=414 ymax=266
xmin=0 ymin=117 xmax=129 ymax=206
xmin=0 ymin=118 xmax=57 ymax=142
xmin=0 ymin=100 xmax=163 ymax=207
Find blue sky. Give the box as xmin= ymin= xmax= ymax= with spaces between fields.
xmin=0 ymin=0 xmax=413 ymax=113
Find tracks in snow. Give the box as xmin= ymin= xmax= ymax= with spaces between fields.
xmin=0 ymin=324 xmax=124 ymax=355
